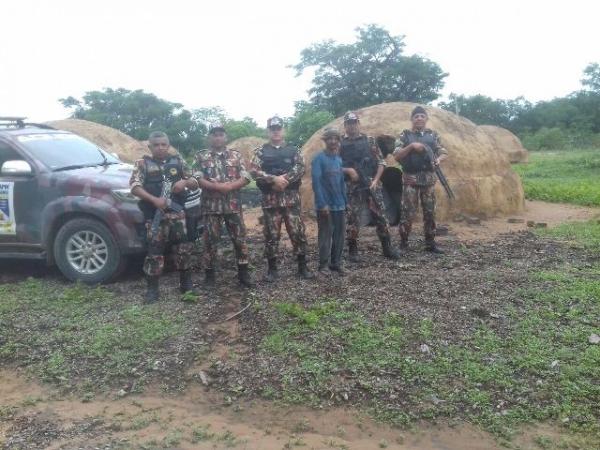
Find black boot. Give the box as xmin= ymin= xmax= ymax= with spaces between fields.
xmin=297 ymin=255 xmax=315 ymax=279
xmin=264 ymin=258 xmax=278 ymax=283
xmin=425 ymin=242 xmax=444 ymax=254
xmin=348 ymin=240 xmax=360 ymax=263
xmin=144 ymin=276 xmax=159 ymax=304
xmin=238 ymin=264 xmax=255 ymax=288
xmin=381 ymin=237 xmax=400 ymax=260
xmin=179 ymin=270 xmax=199 ymax=294
xmin=204 ymin=268 xmax=215 ymax=286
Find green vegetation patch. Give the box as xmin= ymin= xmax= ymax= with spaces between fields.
xmin=253 ymin=274 xmax=600 ymax=446
xmin=514 ymin=149 xmax=600 ymax=206
xmin=0 ymin=279 xmax=181 ymax=390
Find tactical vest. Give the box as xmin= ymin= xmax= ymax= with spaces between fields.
xmin=139 ymin=155 xmax=186 ymax=219
xmin=257 ymin=144 xmax=301 ymax=192
xmin=340 ymin=135 xmax=377 ymax=177
xmin=401 ymin=130 xmax=436 ymax=174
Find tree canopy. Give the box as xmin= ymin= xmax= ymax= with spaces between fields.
xmin=292 ymin=24 xmax=447 ymax=116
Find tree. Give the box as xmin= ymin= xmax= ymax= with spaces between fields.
xmin=292 ymin=24 xmax=447 ymax=116
xmin=285 ymin=101 xmax=334 ymax=147
xmin=192 ymin=107 xmax=265 ymax=143
xmin=60 ymin=88 xmax=205 ymax=155
xmin=581 ymin=62 xmax=600 ymax=93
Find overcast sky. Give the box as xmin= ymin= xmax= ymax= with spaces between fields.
xmin=1 ymin=0 xmax=598 ymax=126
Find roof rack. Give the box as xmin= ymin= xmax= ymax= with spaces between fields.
xmin=0 ymin=117 xmax=56 ymax=130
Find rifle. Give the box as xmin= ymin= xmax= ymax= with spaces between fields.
xmin=423 ymin=145 xmax=455 ymax=200
xmin=150 ymin=164 xmax=184 ymax=239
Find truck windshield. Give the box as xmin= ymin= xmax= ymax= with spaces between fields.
xmin=17 ymin=133 xmax=120 ymax=171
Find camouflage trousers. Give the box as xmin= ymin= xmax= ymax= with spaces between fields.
xmin=143 ymin=211 xmax=192 ymax=277
xmin=399 ymin=184 xmax=436 ymax=244
xmin=346 ymin=187 xmax=391 ymax=242
xmin=203 ymin=213 xmax=249 ymax=269
xmin=262 ymin=205 xmax=308 ymax=259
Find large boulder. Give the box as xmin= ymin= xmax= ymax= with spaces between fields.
xmin=478 ymin=125 xmax=529 ymax=163
xmin=299 ymin=102 xmax=525 ymax=220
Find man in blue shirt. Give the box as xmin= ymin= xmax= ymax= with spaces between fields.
xmin=311 ymin=128 xmax=347 ymax=275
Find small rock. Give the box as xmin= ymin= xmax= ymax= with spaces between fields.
xmin=535 ymin=222 xmax=548 ymax=228
xmin=420 ymin=344 xmax=431 ymax=354
xmin=437 ymin=226 xmax=449 ymax=236
xmin=429 ymin=394 xmax=444 ymax=405
xmin=198 ymin=370 xmax=210 ymax=386
xmin=490 ymin=313 xmax=500 ymax=319
xmin=550 ymin=360 xmax=560 ymax=369
xmin=526 ymin=220 xmax=535 ymax=227
xmin=342 ymin=392 xmax=349 ymax=401
xmin=507 ymin=218 xmax=525 ymax=224
xmin=453 ymin=214 xmax=466 ymax=223
xmin=117 ymin=389 xmax=127 ymax=398
xmin=152 ymin=360 xmax=162 ymax=371
xmin=588 ymin=333 xmax=600 ymax=344
xmin=467 ymin=217 xmax=481 ymax=225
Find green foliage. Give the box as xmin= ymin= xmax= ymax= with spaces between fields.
xmin=285 ymin=101 xmax=334 ymax=147
xmin=438 ymin=94 xmax=530 ymax=130
xmin=536 ymin=220 xmax=600 ymax=251
xmin=514 ymin=149 xmax=600 ymax=205
xmin=581 ymin=62 xmax=600 ymax=93
xmin=60 ymin=88 xmax=205 ymax=156
xmin=292 ymin=24 xmax=447 ymax=116
xmin=520 ymin=127 xmax=569 ymax=150
xmin=440 ymin=63 xmax=600 ymax=140
xmin=0 ymin=279 xmax=181 ymax=388
xmin=192 ymin=106 xmax=265 ymax=143
xmin=256 ymin=273 xmax=600 ymax=446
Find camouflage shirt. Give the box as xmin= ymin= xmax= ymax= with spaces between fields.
xmin=193 ymin=148 xmax=251 ymax=215
xmin=250 ymin=143 xmax=305 ymax=208
xmin=341 ymin=134 xmax=386 ymax=195
xmin=129 ymin=155 xmax=192 ymax=191
xmin=394 ymin=128 xmax=448 ymax=186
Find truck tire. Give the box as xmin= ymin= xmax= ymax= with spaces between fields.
xmin=53 ymin=218 xmax=126 ymax=284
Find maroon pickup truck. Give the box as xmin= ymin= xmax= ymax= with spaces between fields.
xmin=0 ymin=118 xmax=147 ymax=283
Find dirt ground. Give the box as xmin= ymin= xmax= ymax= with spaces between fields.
xmin=1 ymin=369 xmax=562 ymax=450
xmin=1 ymin=200 xmax=598 ymax=450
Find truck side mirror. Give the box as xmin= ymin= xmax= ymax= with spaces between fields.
xmin=1 ymin=160 xmax=33 ymax=176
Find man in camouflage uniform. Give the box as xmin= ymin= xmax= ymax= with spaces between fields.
xmin=341 ymin=111 xmax=399 ymax=262
xmin=393 ymin=105 xmax=449 ymax=253
xmin=250 ymin=116 xmax=314 ymax=281
xmin=130 ymin=131 xmax=199 ymax=303
xmin=193 ymin=123 xmax=254 ymax=287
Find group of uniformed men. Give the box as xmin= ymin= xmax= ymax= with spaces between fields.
xmin=129 ymin=105 xmax=448 ymax=303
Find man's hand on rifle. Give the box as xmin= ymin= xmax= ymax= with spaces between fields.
xmin=411 ymin=142 xmax=426 ymax=153
xmin=171 ymin=179 xmax=188 ymax=193
xmin=344 ymin=168 xmax=359 ymax=182
xmin=153 ymin=196 xmax=168 ymax=211
xmin=272 ymin=175 xmax=289 ymax=192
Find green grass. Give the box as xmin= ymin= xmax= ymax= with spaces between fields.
xmin=514 ymin=148 xmax=600 ymax=205
xmin=536 ymin=219 xmax=600 ymax=250
xmin=257 ymin=275 xmax=600 ymax=447
xmin=0 ymin=279 xmax=181 ymax=390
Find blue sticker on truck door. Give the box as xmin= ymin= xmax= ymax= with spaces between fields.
xmin=0 ymin=181 xmax=16 ymax=235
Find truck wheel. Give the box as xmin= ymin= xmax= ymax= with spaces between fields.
xmin=53 ymin=218 xmax=125 ymax=284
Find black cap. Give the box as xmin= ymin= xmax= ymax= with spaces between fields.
xmin=208 ymin=122 xmax=226 ymax=134
xmin=343 ymin=111 xmax=359 ymax=122
xmin=411 ymin=106 xmax=427 ymax=118
xmin=267 ymin=116 xmax=283 ymax=129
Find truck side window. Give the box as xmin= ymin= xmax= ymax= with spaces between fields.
xmin=0 ymin=142 xmax=23 ymax=171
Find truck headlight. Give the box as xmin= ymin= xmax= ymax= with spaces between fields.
xmin=112 ymin=188 xmax=138 ymax=203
